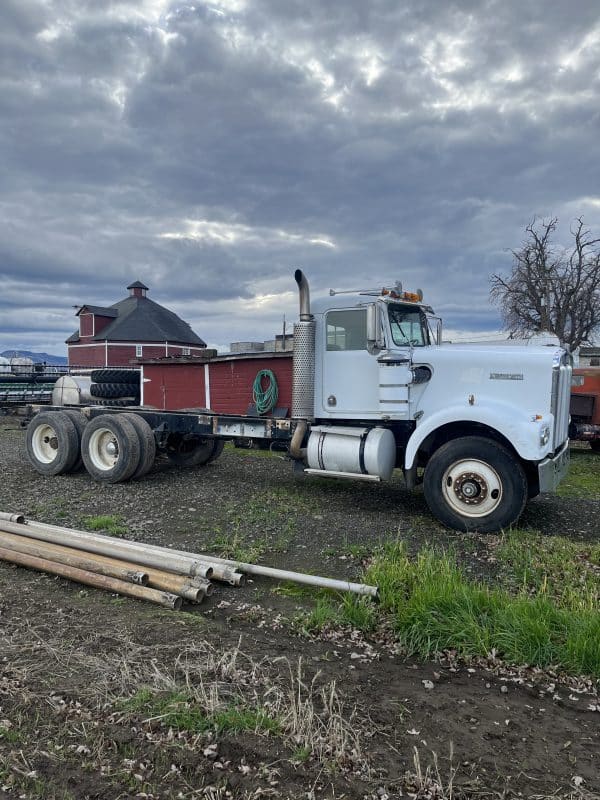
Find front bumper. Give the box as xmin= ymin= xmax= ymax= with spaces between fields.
xmin=538 ymin=440 xmax=570 ymax=493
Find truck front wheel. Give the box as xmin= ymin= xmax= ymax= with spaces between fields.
xmin=423 ymin=436 xmax=527 ymax=533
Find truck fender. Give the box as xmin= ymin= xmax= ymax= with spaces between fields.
xmin=404 ymin=401 xmax=543 ymax=469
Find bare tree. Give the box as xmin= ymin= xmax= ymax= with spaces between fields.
xmin=490 ymin=217 xmax=600 ymax=350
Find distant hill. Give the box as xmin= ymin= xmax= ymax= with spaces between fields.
xmin=1 ymin=350 xmax=68 ymax=366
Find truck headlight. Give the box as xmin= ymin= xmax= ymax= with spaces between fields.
xmin=539 ymin=425 xmax=550 ymax=447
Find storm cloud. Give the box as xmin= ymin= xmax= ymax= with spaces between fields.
xmin=1 ymin=0 xmax=599 ymax=353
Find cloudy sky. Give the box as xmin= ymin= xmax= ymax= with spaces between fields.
xmin=1 ymin=0 xmax=600 ymax=356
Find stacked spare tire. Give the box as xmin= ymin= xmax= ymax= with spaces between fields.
xmin=90 ymin=369 xmax=141 ymax=407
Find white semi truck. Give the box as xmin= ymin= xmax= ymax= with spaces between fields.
xmin=25 ymin=270 xmax=572 ymax=532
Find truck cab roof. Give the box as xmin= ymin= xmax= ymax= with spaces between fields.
xmin=311 ymin=292 xmax=434 ymax=315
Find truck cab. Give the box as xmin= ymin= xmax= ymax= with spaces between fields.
xmin=293 ymin=272 xmax=572 ymax=532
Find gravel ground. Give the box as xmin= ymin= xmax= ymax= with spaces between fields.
xmin=0 ymin=418 xmax=599 ymax=799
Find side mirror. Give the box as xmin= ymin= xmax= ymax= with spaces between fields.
xmin=367 ymin=304 xmax=384 ymax=353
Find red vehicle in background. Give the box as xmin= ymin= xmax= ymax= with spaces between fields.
xmin=570 ymin=367 xmax=600 ymax=452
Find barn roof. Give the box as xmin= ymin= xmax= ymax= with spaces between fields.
xmin=76 ymin=305 xmax=118 ymax=317
xmin=67 ymin=286 xmax=206 ymax=346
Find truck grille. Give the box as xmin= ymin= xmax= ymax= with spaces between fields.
xmin=551 ymin=355 xmax=572 ymax=450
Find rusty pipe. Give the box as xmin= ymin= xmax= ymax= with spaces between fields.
xmin=2 ymin=518 xmax=378 ymax=596
xmin=144 ymin=571 xmax=213 ymax=601
xmin=0 ymin=531 xmax=148 ymax=585
xmin=289 ymin=419 xmax=307 ymax=460
xmin=0 ymin=544 xmax=181 ymax=609
xmin=0 ymin=519 xmax=214 ymax=579
xmin=0 ymin=529 xmax=212 ymax=601
xmin=210 ymin=566 xmax=245 ymax=586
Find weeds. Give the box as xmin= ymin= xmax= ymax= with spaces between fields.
xmin=497 ymin=529 xmax=600 ymax=612
xmin=83 ymin=514 xmax=128 ymax=536
xmin=112 ymin=643 xmax=363 ymax=772
xmin=205 ymin=487 xmax=308 ymax=560
xmin=556 ymin=450 xmax=600 ymax=499
xmin=120 ymin=689 xmax=279 ymax=735
xmin=333 ymin=540 xmax=600 ymax=677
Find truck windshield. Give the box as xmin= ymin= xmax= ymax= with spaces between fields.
xmin=388 ymin=304 xmax=430 ymax=347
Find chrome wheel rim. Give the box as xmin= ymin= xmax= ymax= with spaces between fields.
xmin=31 ymin=423 xmax=59 ymax=465
xmin=88 ymin=427 xmax=119 ymax=471
xmin=442 ymin=458 xmax=503 ymax=518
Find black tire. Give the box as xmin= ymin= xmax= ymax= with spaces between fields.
xmin=61 ymin=409 xmax=87 ymax=472
xmin=26 ymin=411 xmax=80 ymax=476
xmin=90 ymin=382 xmax=139 ymax=399
xmin=206 ymin=439 xmax=225 ymax=464
xmin=423 ymin=436 xmax=528 ymax=533
xmin=92 ymin=398 xmax=139 ymax=407
xmin=166 ymin=436 xmax=221 ymax=467
xmin=120 ymin=413 xmax=156 ymax=478
xmin=81 ymin=414 xmax=141 ymax=483
xmin=91 ymin=369 xmax=140 ymax=384
xmin=590 ymin=441 xmax=600 ymax=453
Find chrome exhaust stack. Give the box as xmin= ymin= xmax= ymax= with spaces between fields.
xmin=291 ymin=270 xmax=316 ymax=456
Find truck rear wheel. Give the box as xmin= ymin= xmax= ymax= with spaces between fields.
xmin=26 ymin=411 xmax=80 ymax=476
xmin=167 ymin=436 xmax=221 ymax=467
xmin=81 ymin=414 xmax=141 ymax=483
xmin=590 ymin=441 xmax=600 ymax=453
xmin=120 ymin=413 xmax=156 ymax=478
xmin=61 ymin=409 xmax=87 ymax=472
xmin=423 ymin=436 xmax=527 ymax=533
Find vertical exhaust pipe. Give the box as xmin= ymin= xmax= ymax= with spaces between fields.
xmin=291 ymin=270 xmax=316 ymax=458
xmin=295 ymin=268 xmax=312 ymax=321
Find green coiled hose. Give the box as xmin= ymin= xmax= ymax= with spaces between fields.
xmin=252 ymin=369 xmax=279 ymax=415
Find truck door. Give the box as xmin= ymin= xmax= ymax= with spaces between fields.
xmin=321 ymin=308 xmax=379 ymax=416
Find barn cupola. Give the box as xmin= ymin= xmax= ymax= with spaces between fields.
xmin=127 ymin=280 xmax=149 ymax=298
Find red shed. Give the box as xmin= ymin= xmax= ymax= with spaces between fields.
xmin=140 ymin=352 xmax=293 ymax=416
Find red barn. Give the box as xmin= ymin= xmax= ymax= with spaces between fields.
xmin=66 ymin=281 xmax=206 ymax=368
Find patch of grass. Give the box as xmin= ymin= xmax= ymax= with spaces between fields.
xmin=212 ymin=705 xmax=280 ymax=735
xmin=497 ymin=529 xmax=600 ymax=612
xmin=271 ymin=581 xmax=316 ymax=599
xmin=345 ymin=543 xmax=372 ymax=560
xmin=337 ymin=541 xmax=600 ymax=677
xmin=204 ymin=486 xmax=312 ymax=560
xmin=0 ymin=723 xmax=21 ymax=743
xmin=297 ymin=590 xmax=377 ymax=634
xmin=291 ymin=745 xmax=312 ymax=763
xmin=82 ymin=514 xmax=128 ymax=536
xmin=556 ymin=450 xmax=600 ymax=498
xmin=209 ymin=530 xmax=267 ymax=563
xmin=300 ymin=598 xmax=342 ymax=633
xmin=120 ymin=688 xmax=279 ymax=735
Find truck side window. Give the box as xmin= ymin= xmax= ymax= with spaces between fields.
xmin=326 ymin=309 xmax=367 ymax=351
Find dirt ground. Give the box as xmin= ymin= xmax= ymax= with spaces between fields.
xmin=0 ymin=417 xmax=599 ymax=800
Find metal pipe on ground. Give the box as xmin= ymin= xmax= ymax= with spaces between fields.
xmin=0 ymin=519 xmax=214 ymax=580
xmin=0 ymin=529 xmax=212 ymax=602
xmin=0 ymin=544 xmax=181 ymax=610
xmin=145 ymin=572 xmax=211 ymax=602
xmin=0 ymin=530 xmax=148 ymax=585
xmin=165 ymin=551 xmax=379 ymax=597
xmin=0 ymin=512 xmax=25 ymax=523
xmin=1 ymin=514 xmax=378 ymax=597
